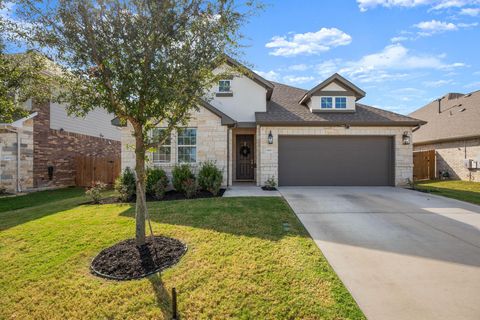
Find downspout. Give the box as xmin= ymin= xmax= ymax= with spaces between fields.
xmin=226 ymin=127 xmax=230 ymax=187
xmin=3 ymin=126 xmax=21 ymax=193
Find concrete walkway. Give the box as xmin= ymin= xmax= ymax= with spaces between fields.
xmin=280 ymin=186 xmax=480 ymax=320
xmin=223 ymin=185 xmax=281 ymax=197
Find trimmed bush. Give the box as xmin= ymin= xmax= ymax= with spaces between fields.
xmin=115 ymin=167 xmax=136 ymax=202
xmin=198 ymin=161 xmax=223 ymax=196
xmin=182 ymin=178 xmax=197 ymax=199
xmin=146 ymin=168 xmax=169 ymax=200
xmin=172 ymin=164 xmax=195 ymax=193
xmin=86 ymin=181 xmax=107 ymax=204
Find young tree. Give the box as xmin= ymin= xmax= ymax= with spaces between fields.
xmin=0 ymin=1 xmax=51 ymax=123
xmin=15 ymin=0 xmax=260 ymax=246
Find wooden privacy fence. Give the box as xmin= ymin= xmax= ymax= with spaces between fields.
xmin=413 ymin=150 xmax=436 ymax=181
xmin=75 ymin=156 xmax=121 ymax=187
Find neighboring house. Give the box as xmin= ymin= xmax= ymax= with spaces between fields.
xmin=120 ymin=57 xmax=424 ymax=187
xmin=410 ymin=91 xmax=480 ymax=181
xmin=0 ymin=100 xmax=121 ymax=193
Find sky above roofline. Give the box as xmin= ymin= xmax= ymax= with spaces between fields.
xmin=2 ymin=0 xmax=479 ymax=115
xmin=239 ymin=0 xmax=480 ymax=114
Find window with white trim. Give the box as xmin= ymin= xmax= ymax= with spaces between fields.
xmin=321 ymin=97 xmax=333 ymax=109
xmin=335 ymin=97 xmax=347 ymax=109
xmin=218 ymin=80 xmax=231 ymax=92
xmin=177 ymin=128 xmax=197 ymax=163
xmin=151 ymin=128 xmax=171 ymax=163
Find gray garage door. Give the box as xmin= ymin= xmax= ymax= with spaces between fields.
xmin=278 ymin=136 xmax=394 ymax=186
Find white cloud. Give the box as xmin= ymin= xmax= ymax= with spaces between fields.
xmin=460 ymin=7 xmax=480 ymax=16
xmin=464 ymin=81 xmax=480 ymax=88
xmin=265 ymin=28 xmax=352 ymax=57
xmin=423 ymin=79 xmax=454 ymax=87
xmin=357 ymin=0 xmax=480 ymax=11
xmin=390 ymin=36 xmax=409 ymax=42
xmin=254 ymin=70 xmax=280 ymax=82
xmin=282 ymin=75 xmax=315 ymax=85
xmin=288 ymin=64 xmax=309 ymax=71
xmin=414 ymin=20 xmax=478 ymax=36
xmin=315 ymin=44 xmax=466 ymax=83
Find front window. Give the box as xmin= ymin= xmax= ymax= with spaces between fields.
xmin=178 ymin=128 xmax=197 ymax=163
xmin=152 ymin=128 xmax=171 ymax=163
xmin=321 ymin=97 xmax=333 ymax=109
xmin=218 ymin=80 xmax=231 ymax=92
xmin=335 ymin=97 xmax=347 ymax=109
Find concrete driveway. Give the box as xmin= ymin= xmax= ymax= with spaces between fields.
xmin=280 ymin=187 xmax=480 ymax=320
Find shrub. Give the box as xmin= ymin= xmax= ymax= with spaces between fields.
xmin=146 ymin=168 xmax=169 ymax=200
xmin=115 ymin=167 xmax=136 ymax=202
xmin=198 ymin=161 xmax=223 ymax=196
xmin=264 ymin=176 xmax=277 ymax=190
xmin=86 ymin=181 xmax=107 ymax=204
xmin=0 ymin=187 xmax=7 ymax=195
xmin=172 ymin=164 xmax=195 ymax=193
xmin=182 ymin=178 xmax=197 ymax=199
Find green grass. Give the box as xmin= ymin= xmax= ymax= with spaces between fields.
xmin=0 ymin=189 xmax=364 ymax=320
xmin=416 ymin=180 xmax=480 ymax=205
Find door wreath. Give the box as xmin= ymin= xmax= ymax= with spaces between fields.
xmin=240 ymin=145 xmax=251 ymax=157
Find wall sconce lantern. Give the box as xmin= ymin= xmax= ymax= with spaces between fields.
xmin=402 ymin=131 xmax=411 ymax=145
xmin=268 ymin=131 xmax=273 ymax=144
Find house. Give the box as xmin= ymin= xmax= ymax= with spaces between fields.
xmin=0 ymin=99 xmax=121 ymax=193
xmin=121 ymin=58 xmax=424 ymax=187
xmin=409 ymin=91 xmax=480 ymax=181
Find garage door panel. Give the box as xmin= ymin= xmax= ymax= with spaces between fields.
xmin=278 ymin=136 xmax=394 ymax=186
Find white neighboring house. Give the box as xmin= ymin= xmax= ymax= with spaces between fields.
xmin=120 ymin=57 xmax=424 ymax=187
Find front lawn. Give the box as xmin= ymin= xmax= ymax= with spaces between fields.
xmin=0 ymin=189 xmax=364 ymax=319
xmin=416 ymin=180 xmax=480 ymax=205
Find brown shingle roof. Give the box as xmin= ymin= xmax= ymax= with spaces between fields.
xmin=409 ymin=90 xmax=480 ymax=144
xmin=256 ymin=82 xmax=424 ymax=126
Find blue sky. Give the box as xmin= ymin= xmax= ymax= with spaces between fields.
xmin=240 ymin=0 xmax=480 ymax=114
xmin=2 ymin=1 xmax=479 ymax=115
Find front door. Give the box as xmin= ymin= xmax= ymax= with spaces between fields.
xmin=236 ymin=135 xmax=254 ymax=180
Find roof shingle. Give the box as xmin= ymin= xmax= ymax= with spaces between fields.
xmin=256 ymin=82 xmax=424 ymax=126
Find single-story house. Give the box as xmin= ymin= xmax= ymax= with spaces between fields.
xmin=121 ymin=57 xmax=425 ymax=187
xmin=409 ymin=90 xmax=480 ymax=181
xmin=0 ymin=99 xmax=121 ymax=193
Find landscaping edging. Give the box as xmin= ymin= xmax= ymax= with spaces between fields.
xmin=91 ymin=236 xmax=187 ymax=281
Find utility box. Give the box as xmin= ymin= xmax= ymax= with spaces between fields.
xmin=464 ymin=159 xmax=478 ymax=169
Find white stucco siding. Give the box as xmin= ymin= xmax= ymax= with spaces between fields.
xmin=206 ymin=65 xmax=267 ymax=122
xmin=121 ymin=105 xmax=229 ymax=186
xmin=322 ymin=82 xmax=347 ymax=91
xmin=50 ymin=102 xmax=121 ymax=141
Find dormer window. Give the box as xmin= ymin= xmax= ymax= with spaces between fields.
xmin=218 ymin=80 xmax=231 ymax=93
xmin=335 ymin=97 xmax=347 ymax=109
xmin=321 ymin=97 xmax=333 ymax=109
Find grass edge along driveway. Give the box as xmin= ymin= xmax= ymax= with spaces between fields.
xmin=0 ymin=189 xmax=365 ymax=320
xmin=416 ymin=180 xmax=480 ymax=205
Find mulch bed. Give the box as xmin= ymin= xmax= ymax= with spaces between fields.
xmin=91 ymin=236 xmax=187 ymax=280
xmin=261 ymin=186 xmax=277 ymax=191
xmin=88 ymin=189 xmax=226 ymax=205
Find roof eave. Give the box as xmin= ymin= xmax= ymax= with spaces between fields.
xmin=255 ymin=120 xmax=425 ymax=127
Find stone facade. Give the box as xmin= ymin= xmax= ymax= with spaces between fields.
xmin=414 ymin=139 xmax=480 ymax=181
xmin=257 ymin=126 xmax=413 ymax=187
xmin=121 ymin=105 xmax=229 ymax=185
xmin=32 ymin=101 xmax=121 ymax=189
xmin=0 ymin=119 xmax=34 ymax=193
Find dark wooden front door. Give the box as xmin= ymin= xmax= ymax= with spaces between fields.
xmin=236 ymin=135 xmax=254 ymax=180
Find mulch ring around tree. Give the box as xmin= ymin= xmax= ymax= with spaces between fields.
xmin=91 ymin=236 xmax=187 ymax=280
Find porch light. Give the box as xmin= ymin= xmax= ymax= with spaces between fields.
xmin=268 ymin=131 xmax=273 ymax=144
xmin=402 ymin=131 xmax=411 ymax=145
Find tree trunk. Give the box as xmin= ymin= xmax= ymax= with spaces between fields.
xmin=133 ymin=126 xmax=147 ymax=246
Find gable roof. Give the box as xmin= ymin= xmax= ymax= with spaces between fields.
xmin=224 ymin=55 xmax=274 ymax=100
xmin=299 ymin=73 xmax=366 ymax=105
xmin=256 ymin=82 xmax=425 ymax=127
xmin=409 ymin=90 xmax=480 ymax=144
